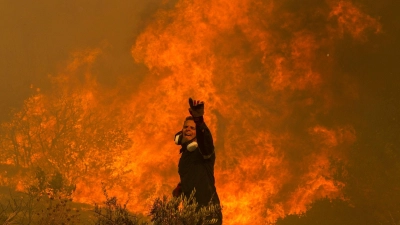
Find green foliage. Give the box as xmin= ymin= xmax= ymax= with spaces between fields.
xmin=93 ymin=184 xmax=146 ymax=225
xmin=92 ymin=185 xmax=221 ymax=225
xmin=149 ymin=189 xmax=220 ymax=225
xmin=1 ymin=164 xmax=222 ymax=225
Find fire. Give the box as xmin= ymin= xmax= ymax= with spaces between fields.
xmin=126 ymin=0 xmax=379 ymax=223
xmin=1 ymin=0 xmax=381 ymax=224
xmin=329 ymin=0 xmax=382 ymax=40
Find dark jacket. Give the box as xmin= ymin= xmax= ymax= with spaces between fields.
xmin=178 ymin=122 xmax=220 ymax=207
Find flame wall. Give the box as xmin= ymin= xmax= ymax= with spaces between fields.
xmin=1 ymin=0 xmax=384 ymax=224
xmin=121 ymin=0 xmax=378 ymax=223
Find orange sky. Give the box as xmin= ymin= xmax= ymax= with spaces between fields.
xmin=1 ymin=0 xmax=400 ymax=224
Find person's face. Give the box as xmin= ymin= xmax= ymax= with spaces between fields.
xmin=182 ymin=120 xmax=196 ymax=144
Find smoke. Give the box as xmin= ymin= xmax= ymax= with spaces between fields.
xmin=0 ymin=0 xmax=166 ymax=121
xmin=126 ymin=0 xmax=380 ymax=223
xmin=2 ymin=0 xmax=396 ymax=224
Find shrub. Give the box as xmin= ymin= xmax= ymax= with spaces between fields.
xmin=149 ymin=189 xmax=220 ymax=225
xmin=93 ymin=184 xmax=146 ymax=225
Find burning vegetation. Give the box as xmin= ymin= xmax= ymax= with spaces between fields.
xmin=1 ymin=0 xmax=399 ymax=224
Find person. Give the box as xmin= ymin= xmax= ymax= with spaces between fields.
xmin=172 ymin=98 xmax=222 ymax=224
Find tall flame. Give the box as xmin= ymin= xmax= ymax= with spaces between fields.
xmin=2 ymin=0 xmax=381 ymax=224
xmin=122 ymin=0 xmax=379 ymax=223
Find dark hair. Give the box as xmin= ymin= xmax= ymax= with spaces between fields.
xmin=185 ymin=116 xmax=194 ymax=121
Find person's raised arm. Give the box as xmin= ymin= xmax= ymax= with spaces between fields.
xmin=188 ymin=98 xmax=214 ymax=159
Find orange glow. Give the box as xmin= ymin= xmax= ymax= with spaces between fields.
xmin=126 ymin=0 xmax=378 ymax=223
xmin=1 ymin=0 xmax=381 ymax=224
xmin=329 ymin=1 xmax=382 ymax=40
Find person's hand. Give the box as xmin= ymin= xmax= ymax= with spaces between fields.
xmin=188 ymin=98 xmax=204 ymax=117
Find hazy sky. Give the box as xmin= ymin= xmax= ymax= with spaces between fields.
xmin=0 ymin=0 xmax=399 ymax=122
xmin=1 ymin=0 xmax=400 ymax=223
xmin=0 ymin=0 xmax=169 ymax=121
